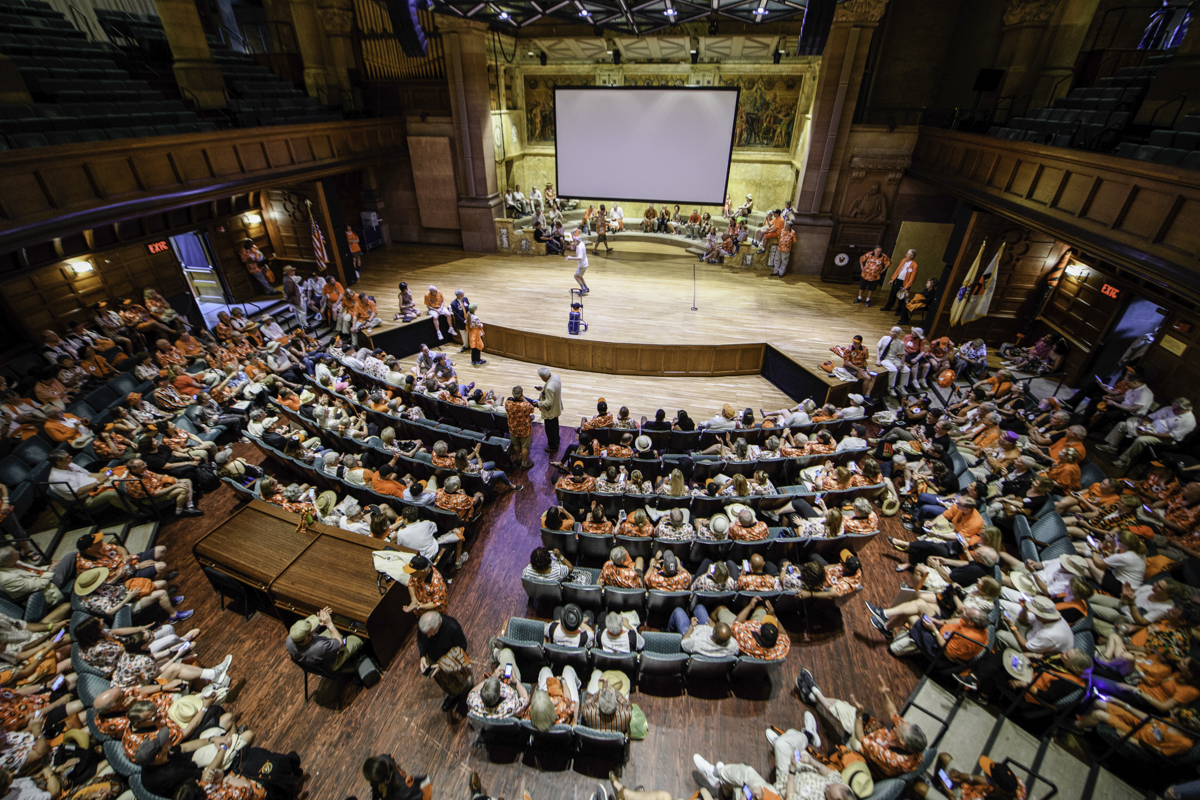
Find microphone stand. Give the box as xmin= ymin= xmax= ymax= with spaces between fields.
xmin=692 ymin=261 xmax=698 ymax=312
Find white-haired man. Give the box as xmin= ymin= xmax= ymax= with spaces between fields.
xmin=876 ymin=326 xmax=910 ymax=398
xmin=1100 ymin=397 xmax=1195 ymax=469
xmin=423 ymin=285 xmax=453 ymax=341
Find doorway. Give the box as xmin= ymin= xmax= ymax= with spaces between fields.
xmin=172 ymin=231 xmax=233 ymax=329
xmin=1089 ymin=295 xmax=1167 ymax=383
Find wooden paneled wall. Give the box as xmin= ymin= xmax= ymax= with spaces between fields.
xmin=908 ymin=128 xmax=1200 ymax=302
xmin=209 ymin=214 xmax=274 ymax=304
xmin=262 ymin=187 xmax=319 ymax=262
xmin=485 ymin=326 xmax=764 ymax=377
xmin=930 ymin=211 xmax=1068 ymax=352
xmin=0 ymin=242 xmax=187 ymax=340
xmin=0 ymin=120 xmax=407 ymax=260
xmin=1039 ymin=265 xmax=1125 ymax=356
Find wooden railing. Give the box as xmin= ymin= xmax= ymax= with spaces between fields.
xmin=908 ymin=127 xmax=1200 ymax=300
xmin=0 ymin=119 xmax=407 ymax=257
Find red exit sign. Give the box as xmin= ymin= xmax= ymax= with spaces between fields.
xmin=1101 ymin=283 xmax=1121 ymax=299
xmin=147 ymin=240 xmax=170 ymax=255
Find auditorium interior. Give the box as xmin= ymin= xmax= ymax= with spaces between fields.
xmin=1 ymin=0 xmax=1200 ymax=799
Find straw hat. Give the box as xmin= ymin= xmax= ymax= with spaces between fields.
xmin=1000 ymin=648 xmax=1034 ymax=682
xmin=316 ymin=490 xmax=338 ymax=515
xmin=1059 ymin=554 xmax=1089 ymax=576
xmin=266 ymin=341 xmax=280 ymax=354
xmin=74 ymin=568 xmax=110 ymax=596
xmin=1009 ymin=572 xmax=1040 ymax=597
xmin=709 ymin=515 xmax=730 ymax=536
xmin=1027 ymin=595 xmax=1062 ymax=621
xmin=167 ymin=695 xmax=204 ymax=727
xmin=634 ymin=436 xmax=652 ymax=452
xmin=842 ymin=759 xmax=874 ymax=799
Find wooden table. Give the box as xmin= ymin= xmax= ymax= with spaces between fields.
xmin=193 ymin=501 xmax=413 ymax=667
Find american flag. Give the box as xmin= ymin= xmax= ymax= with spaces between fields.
xmin=311 ymin=215 xmax=329 ymax=272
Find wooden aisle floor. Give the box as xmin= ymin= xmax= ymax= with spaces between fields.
xmin=163 ymin=426 xmax=923 ymax=800
xmin=352 ymin=241 xmax=902 ymax=368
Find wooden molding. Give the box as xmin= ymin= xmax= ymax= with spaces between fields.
xmin=485 ymin=325 xmax=765 ymax=377
xmin=908 ymin=127 xmax=1200 ymax=302
xmin=0 ymin=119 xmax=408 ymax=258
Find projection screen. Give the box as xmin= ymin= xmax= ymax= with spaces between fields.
xmin=554 ymin=87 xmax=739 ymax=206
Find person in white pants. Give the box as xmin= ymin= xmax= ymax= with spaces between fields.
xmin=1099 ymin=399 xmax=1195 ymax=469
xmin=876 ymin=326 xmax=910 ymax=396
xmin=536 ymin=665 xmax=580 ymax=705
xmin=147 ymin=624 xmax=198 ymax=658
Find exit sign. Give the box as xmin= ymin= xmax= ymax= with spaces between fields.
xmin=147 ymin=240 xmax=170 ymax=255
xmin=1101 ymin=283 xmax=1121 ymax=299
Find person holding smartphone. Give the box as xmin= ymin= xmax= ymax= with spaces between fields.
xmin=465 ymin=662 xmax=528 ymax=720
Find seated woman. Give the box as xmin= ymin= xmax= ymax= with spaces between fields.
xmin=74 ymin=567 xmax=193 ymax=625
xmin=1079 ymin=529 xmax=1147 ymax=595
xmin=749 ymin=470 xmax=776 ymax=496
xmin=656 ymin=468 xmax=689 ymax=497
xmin=812 ymin=464 xmax=854 ymax=493
xmin=541 ymin=506 xmax=576 ymax=532
xmin=624 ymin=469 xmax=654 ymax=495
xmin=616 ymin=509 xmax=653 ymax=538
xmin=1058 ymin=478 xmax=1122 ymax=522
xmin=581 ymin=504 xmax=614 ymax=535
xmin=394 ymin=281 xmax=420 ymax=322
xmin=806 ymin=429 xmax=837 ymax=455
xmin=780 ymin=553 xmax=864 ymax=600
xmin=594 ymin=466 xmax=625 ymax=494
xmin=454 ymin=445 xmax=521 ymax=493
xmin=74 ymin=616 xmax=228 ymax=690
xmin=718 ymin=474 xmax=754 ymax=500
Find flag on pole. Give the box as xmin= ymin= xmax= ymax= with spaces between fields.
xmin=309 ymin=205 xmax=329 ymax=273
xmin=961 ymin=242 xmax=1005 ymax=324
xmin=949 ymin=241 xmax=986 ymax=326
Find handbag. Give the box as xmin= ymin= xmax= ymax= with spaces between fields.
xmin=433 ymin=646 xmax=472 ymax=697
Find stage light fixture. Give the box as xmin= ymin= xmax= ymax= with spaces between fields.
xmin=244 ymin=213 xmax=262 ymax=224
xmin=66 ymin=261 xmax=93 ymax=277
xmin=1065 ymin=262 xmax=1089 ymax=279
xmin=498 ymin=11 xmax=509 ymax=19
xmin=578 ymin=7 xmax=590 ymax=16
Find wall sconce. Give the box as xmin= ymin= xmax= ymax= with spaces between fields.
xmin=66 ymin=261 xmax=93 ymax=277
xmin=1064 ymin=262 xmax=1088 ymax=279
xmin=244 ymin=214 xmax=263 ymax=224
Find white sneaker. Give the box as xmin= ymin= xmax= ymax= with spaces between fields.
xmin=455 ymin=552 xmax=470 ymax=569
xmin=693 ymin=754 xmax=720 ymax=790
xmin=804 ymin=711 xmax=821 ymax=748
xmin=211 ymin=654 xmax=232 ymax=685
xmin=765 ymin=728 xmax=780 ymax=747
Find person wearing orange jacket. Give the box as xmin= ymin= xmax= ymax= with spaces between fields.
xmin=882 ymin=249 xmax=919 ymax=312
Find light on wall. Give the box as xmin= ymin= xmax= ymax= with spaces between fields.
xmin=244 ymin=213 xmax=263 ymax=224
xmin=1065 ymin=261 xmax=1089 ymax=279
xmin=66 ymin=261 xmax=93 ymax=277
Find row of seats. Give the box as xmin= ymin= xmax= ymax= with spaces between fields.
xmin=539 ymin=525 xmax=876 ymax=569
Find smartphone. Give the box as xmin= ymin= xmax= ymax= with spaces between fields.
xmin=52 ymin=629 xmax=64 ymax=643
xmin=938 ymin=769 xmax=954 ymax=792
xmin=922 ymin=614 xmax=933 ymax=624
xmin=1086 ymin=535 xmax=1100 ymax=550
xmin=794 ymin=749 xmax=803 ymax=766
xmin=503 ymin=664 xmax=513 ymax=680
xmin=50 ymin=675 xmax=65 ymax=691
xmin=849 ymin=462 xmax=858 ymax=473
xmin=743 ymin=560 xmax=751 ymax=573
xmin=1011 ymin=655 xmax=1022 ymax=670
xmin=105 ymin=469 xmax=113 ymax=477
xmin=1020 ymin=593 xmax=1032 ymax=603
xmin=1143 ymin=504 xmax=1155 ymax=515
xmin=742 ymin=785 xmax=754 ymax=800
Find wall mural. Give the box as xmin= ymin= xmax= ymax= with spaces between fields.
xmin=623 ymin=74 xmax=689 ymax=87
xmin=718 ymin=75 xmax=801 ymax=149
xmin=524 ymin=75 xmax=592 ymax=142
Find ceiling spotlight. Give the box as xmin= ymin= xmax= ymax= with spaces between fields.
xmin=527 ymin=51 xmax=534 ymax=55
xmin=756 ymin=7 xmax=767 ymax=13
xmin=664 ymin=8 xmax=677 ymax=15
xmin=498 ymin=11 xmax=509 ymax=19
xmin=578 ymin=7 xmax=590 ymax=15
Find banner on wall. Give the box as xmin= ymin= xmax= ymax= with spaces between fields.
xmin=960 ymin=242 xmax=1005 ymax=324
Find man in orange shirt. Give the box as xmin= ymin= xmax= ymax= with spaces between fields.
xmin=754 ymin=209 xmax=784 ymax=254
xmin=855 ymin=246 xmax=891 ymax=307
xmin=424 ymin=284 xmax=453 ymax=341
xmin=770 ymin=224 xmax=796 ymax=276
xmin=881 ymin=248 xmax=918 ymax=312
xmin=321 ymin=275 xmax=344 ymax=327
xmin=43 ymin=406 xmax=91 ymax=445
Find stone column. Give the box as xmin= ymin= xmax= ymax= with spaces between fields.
xmin=790 ymin=0 xmax=888 ymax=275
xmin=315 ymin=0 xmax=357 ymax=108
xmin=1029 ymin=0 xmax=1102 ymax=107
xmin=442 ymin=16 xmax=501 ymax=253
xmin=992 ymin=0 xmax=1063 ymax=102
xmin=153 ymin=0 xmax=228 ymax=108
xmin=288 ymin=0 xmax=336 ymax=103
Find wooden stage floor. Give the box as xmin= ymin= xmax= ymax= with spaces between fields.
xmin=353 ymin=241 xmax=901 ymax=370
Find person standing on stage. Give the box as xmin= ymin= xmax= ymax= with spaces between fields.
xmin=450 ymin=290 xmax=471 ymax=352
xmin=881 ymin=249 xmax=918 ymax=312
xmin=593 ymin=206 xmax=613 ymax=255
xmin=855 ymin=246 xmax=891 ymax=307
xmin=537 ymin=367 xmax=562 ymax=455
xmin=566 ymin=229 xmax=590 ymax=294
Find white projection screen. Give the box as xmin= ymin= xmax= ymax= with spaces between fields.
xmin=554 ymin=87 xmax=739 ymax=205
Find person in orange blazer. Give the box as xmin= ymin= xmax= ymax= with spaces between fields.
xmin=882 ymin=248 xmax=919 ymax=312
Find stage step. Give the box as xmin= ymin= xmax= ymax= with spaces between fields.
xmin=939 ymin=697 xmax=996 ymax=767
